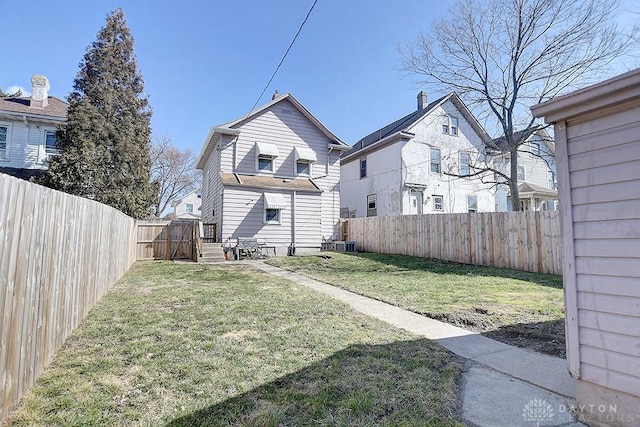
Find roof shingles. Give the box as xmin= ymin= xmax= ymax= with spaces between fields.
xmin=0 ymin=96 xmax=68 ymax=119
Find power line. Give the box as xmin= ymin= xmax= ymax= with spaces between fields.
xmin=245 ymin=0 xmax=319 ymax=117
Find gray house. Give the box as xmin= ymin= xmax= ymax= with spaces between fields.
xmin=196 ymin=92 xmax=349 ymax=255
xmin=532 ymin=68 xmax=640 ymax=426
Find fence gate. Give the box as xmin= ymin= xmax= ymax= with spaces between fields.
xmin=136 ymin=220 xmax=196 ymax=260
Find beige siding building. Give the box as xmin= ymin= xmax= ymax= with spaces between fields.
xmin=197 ymin=92 xmax=349 ymax=255
xmin=532 ymin=68 xmax=640 ymax=426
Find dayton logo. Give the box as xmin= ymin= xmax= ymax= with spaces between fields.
xmin=522 ymin=398 xmax=554 ymax=426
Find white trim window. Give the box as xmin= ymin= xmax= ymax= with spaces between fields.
xmin=459 ymin=152 xmax=470 ymax=176
xmin=294 ymin=146 xmax=316 ymax=176
xmin=367 ymin=193 xmax=377 ymax=217
xmin=0 ymin=124 xmax=8 ymax=159
xmin=256 ymin=142 xmax=279 ymax=173
xmin=185 ymin=203 xmax=194 ymax=214
xmin=360 ymin=158 xmax=367 ymax=179
xmin=442 ymin=116 xmax=459 ymax=136
xmin=433 ymin=195 xmax=443 ymax=211
xmin=44 ymin=130 xmax=58 ymax=154
xmin=517 ymin=165 xmax=526 ymax=181
xmin=430 ymin=148 xmax=441 ymax=174
xmin=264 ymin=192 xmax=286 ymax=224
xmin=467 ymin=195 xmax=478 ymax=213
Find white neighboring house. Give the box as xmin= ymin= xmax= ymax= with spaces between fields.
xmin=491 ymin=127 xmax=558 ymax=211
xmin=196 ymin=92 xmax=349 ymax=255
xmin=0 ymin=75 xmax=67 ymax=180
xmin=341 ymin=92 xmax=494 ymax=217
xmin=171 ymin=190 xmax=201 ymax=219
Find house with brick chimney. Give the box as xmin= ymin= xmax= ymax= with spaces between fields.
xmin=340 ymin=92 xmax=494 ymax=217
xmin=0 ymin=75 xmax=68 ymax=180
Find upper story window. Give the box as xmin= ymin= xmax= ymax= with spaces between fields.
xmin=185 ymin=203 xmax=194 ymax=214
xmin=367 ymin=194 xmax=377 ymax=217
xmin=459 ymin=152 xmax=470 ymax=176
xmin=45 ymin=130 xmax=58 ymax=154
xmin=547 ymin=170 xmax=556 ymax=189
xmin=294 ymin=146 xmax=316 ymax=176
xmin=430 ymin=148 xmax=441 ymax=174
xmin=0 ymin=125 xmax=7 ymax=158
xmin=517 ymin=165 xmax=526 ymax=181
xmin=442 ymin=116 xmax=459 ymax=136
xmin=532 ymin=142 xmax=541 ymax=156
xmin=255 ymin=142 xmax=279 ymax=173
xmin=360 ymin=158 xmax=367 ymax=179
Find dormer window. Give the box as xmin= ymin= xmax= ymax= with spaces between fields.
xmin=294 ymin=146 xmax=317 ymax=176
xmin=255 ymin=142 xmax=279 ymax=173
xmin=442 ymin=116 xmax=459 ymax=136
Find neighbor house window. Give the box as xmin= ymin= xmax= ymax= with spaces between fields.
xmin=296 ymin=160 xmax=311 ymax=175
xmin=430 ymin=148 xmax=441 ymax=174
xmin=517 ymin=165 xmax=526 ymax=181
xmin=467 ymin=195 xmax=478 ymax=213
xmin=258 ymin=156 xmax=273 ymax=172
xmin=459 ymin=152 xmax=470 ymax=176
xmin=0 ymin=126 xmax=7 ymax=158
xmin=433 ymin=195 xmax=443 ymax=211
xmin=367 ymin=194 xmax=377 ymax=217
xmin=264 ymin=192 xmax=286 ymax=224
xmin=185 ymin=203 xmax=194 ymax=214
xmin=547 ymin=170 xmax=556 ymax=189
xmin=442 ymin=116 xmax=459 ymax=135
xmin=294 ymin=146 xmax=316 ymax=176
xmin=255 ymin=142 xmax=279 ymax=173
xmin=265 ymin=208 xmax=280 ymax=223
xmin=45 ymin=130 xmax=58 ymax=154
xmin=360 ymin=158 xmax=367 ymax=178
xmin=532 ymin=142 xmax=541 ymax=156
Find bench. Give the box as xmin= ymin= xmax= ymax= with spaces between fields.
xmin=237 ymin=238 xmax=259 ymax=260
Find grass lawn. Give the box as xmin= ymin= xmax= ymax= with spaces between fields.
xmin=266 ymin=253 xmax=565 ymax=357
xmin=7 ymin=262 xmax=462 ymax=427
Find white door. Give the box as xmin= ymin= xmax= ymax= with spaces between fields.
xmin=409 ymin=191 xmax=422 ymax=215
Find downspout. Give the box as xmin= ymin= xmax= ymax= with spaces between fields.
xmin=289 ymin=190 xmax=296 ymax=256
xmin=231 ymin=135 xmax=238 ymax=173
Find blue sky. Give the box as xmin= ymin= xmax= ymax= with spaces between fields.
xmin=2 ymin=0 xmax=636 ymax=155
xmin=1 ymin=0 xmax=453 ymax=154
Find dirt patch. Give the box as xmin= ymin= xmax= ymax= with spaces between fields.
xmin=423 ymin=311 xmax=566 ymax=358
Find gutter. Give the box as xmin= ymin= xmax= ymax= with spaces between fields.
xmin=341 ymin=130 xmax=415 ymax=164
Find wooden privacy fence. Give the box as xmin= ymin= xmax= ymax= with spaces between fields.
xmin=0 ymin=174 xmax=137 ymax=423
xmin=345 ymin=211 xmax=562 ymax=275
xmin=136 ymin=220 xmax=196 ymax=261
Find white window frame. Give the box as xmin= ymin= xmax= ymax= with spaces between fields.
xmin=264 ymin=208 xmax=281 ymax=224
xmin=185 ymin=203 xmax=194 ymax=214
xmin=296 ymin=159 xmax=311 ymax=176
xmin=360 ymin=158 xmax=367 ymax=179
xmin=517 ymin=165 xmax=526 ymax=181
xmin=257 ymin=155 xmax=274 ymax=173
xmin=44 ymin=129 xmax=59 ymax=154
xmin=367 ymin=193 xmax=377 ymax=217
xmin=441 ymin=116 xmax=459 ymax=136
xmin=430 ymin=148 xmax=441 ymax=174
xmin=459 ymin=152 xmax=470 ymax=176
xmin=547 ymin=170 xmax=556 ymax=189
xmin=467 ymin=195 xmax=478 ymax=213
xmin=433 ymin=195 xmax=443 ymax=212
xmin=0 ymin=123 xmax=10 ymax=160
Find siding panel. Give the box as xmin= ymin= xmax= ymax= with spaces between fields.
xmin=579 ymin=309 xmax=640 ymax=335
xmin=578 ymin=292 xmax=640 ymax=317
xmin=580 ymin=364 xmax=640 ymax=400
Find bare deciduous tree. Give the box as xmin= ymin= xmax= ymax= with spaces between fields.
xmin=400 ymin=0 xmax=635 ymax=210
xmin=150 ymin=136 xmax=201 ymax=217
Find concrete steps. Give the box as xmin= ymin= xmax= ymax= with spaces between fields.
xmin=198 ymin=243 xmax=227 ymax=263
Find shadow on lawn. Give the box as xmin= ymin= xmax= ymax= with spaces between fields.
xmin=165 ymin=338 xmax=462 ymax=427
xmin=338 ymin=253 xmax=563 ymax=289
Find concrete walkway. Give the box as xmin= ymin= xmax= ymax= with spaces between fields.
xmin=251 ymin=261 xmax=584 ymax=427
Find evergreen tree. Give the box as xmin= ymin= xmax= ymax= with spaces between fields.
xmin=40 ymin=8 xmax=154 ymax=218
